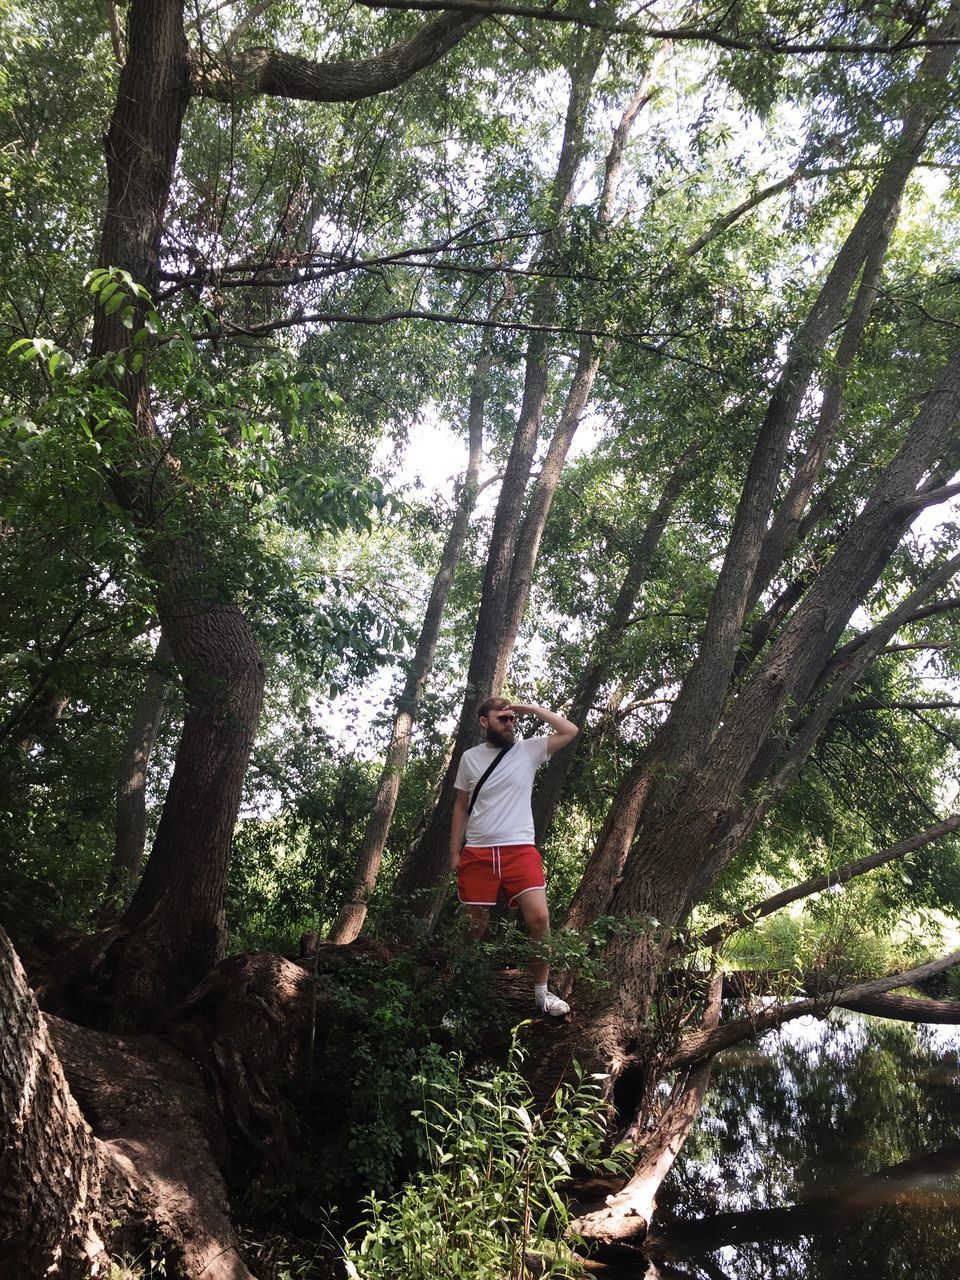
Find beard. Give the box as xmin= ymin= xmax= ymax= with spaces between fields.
xmin=486 ymin=725 xmax=516 ymax=749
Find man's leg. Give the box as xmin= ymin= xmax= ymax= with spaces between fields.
xmin=516 ymin=889 xmax=569 ymax=1016
xmin=516 ymin=889 xmax=550 ymax=983
xmin=464 ymin=905 xmax=491 ymax=942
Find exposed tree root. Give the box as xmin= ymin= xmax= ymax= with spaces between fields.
xmin=2 ymin=925 xmax=253 ymax=1278
xmin=569 ymin=974 xmax=723 ymax=1249
xmin=7 ymin=935 xmax=364 ymax=1276
xmin=48 ymin=1014 xmax=254 ymax=1278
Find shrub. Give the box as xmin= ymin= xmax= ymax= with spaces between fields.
xmin=344 ymin=1031 xmax=627 ymax=1280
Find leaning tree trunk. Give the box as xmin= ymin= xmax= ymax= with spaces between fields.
xmin=532 ymin=441 xmax=699 ymax=842
xmin=99 ymin=631 xmax=174 ymax=924
xmin=564 ymin=23 xmax=959 ymax=935
xmin=327 ymin=333 xmax=490 ymax=942
xmin=569 ymin=971 xmax=724 ymax=1249
xmin=536 ymin=27 xmax=960 ymax=1214
xmin=391 ymin=33 xmax=605 ymax=914
xmin=746 ymin=228 xmax=893 ymax=611
xmin=559 ymin=340 xmax=960 ymax=1097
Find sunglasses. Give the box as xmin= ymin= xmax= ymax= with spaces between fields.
xmin=493 ymin=713 xmax=517 ymax=723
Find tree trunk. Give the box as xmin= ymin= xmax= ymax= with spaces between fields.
xmin=569 ymin=973 xmax=723 ymax=1247
xmin=38 ymin=0 xmax=267 ymax=1021
xmin=533 ymin=442 xmax=700 ymax=843
xmin=51 ymin=0 xmax=493 ymax=1021
xmin=391 ymin=34 xmax=605 ymax=914
xmin=491 ymin=331 xmax=603 ymax=694
xmin=99 ymin=631 xmax=174 ymax=924
xmin=490 ymin=76 xmax=657 ymax=692
xmin=0 ymin=927 xmax=117 ymax=1278
xmin=747 ymin=227 xmax=893 ymax=608
xmin=111 ymin=575 xmax=266 ymax=1015
xmin=565 ymin=25 xmax=959 ymax=941
xmin=327 ymin=335 xmax=489 ymax=942
xmin=580 ymin=351 xmax=960 ymax=1050
xmin=723 ymin=548 xmax=960 ymax=862
xmin=0 ymin=925 xmax=295 ymax=1278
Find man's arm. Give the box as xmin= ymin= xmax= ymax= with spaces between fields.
xmin=507 ymin=703 xmax=579 ymax=755
xmin=450 ymin=787 xmax=470 ymax=872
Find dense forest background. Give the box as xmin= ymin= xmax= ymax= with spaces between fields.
xmin=2 ymin=1 xmax=960 ymax=1277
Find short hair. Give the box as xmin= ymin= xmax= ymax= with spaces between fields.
xmin=477 ymin=696 xmax=510 ymax=721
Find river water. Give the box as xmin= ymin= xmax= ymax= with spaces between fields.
xmin=649 ymin=1012 xmax=960 ymax=1278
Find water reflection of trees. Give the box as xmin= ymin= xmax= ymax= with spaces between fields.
xmin=650 ymin=1014 xmax=960 ymax=1279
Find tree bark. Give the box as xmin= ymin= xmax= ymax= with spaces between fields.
xmin=721 ymin=549 xmax=960 ymax=862
xmin=491 ymin=329 xmax=604 ymax=694
xmin=747 ymin=227 xmax=893 ymax=608
xmin=551 ymin=343 xmax=960 ymax=1118
xmin=653 ymin=37 xmax=954 ymax=781
xmin=0 ymin=925 xmax=295 ymax=1279
xmin=0 ymin=927 xmax=117 ymax=1278
xmin=191 ymin=8 xmax=489 ymax=101
xmin=582 ymin=349 xmax=960 ymax=1048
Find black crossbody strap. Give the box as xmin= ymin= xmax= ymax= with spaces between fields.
xmin=468 ymin=743 xmax=514 ymax=814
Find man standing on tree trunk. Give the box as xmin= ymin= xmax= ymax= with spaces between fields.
xmin=450 ymin=697 xmax=578 ymax=1016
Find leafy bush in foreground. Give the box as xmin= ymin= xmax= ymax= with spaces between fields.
xmin=344 ymin=1031 xmax=627 ymax=1280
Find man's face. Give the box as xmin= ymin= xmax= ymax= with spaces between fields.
xmin=482 ymin=709 xmax=516 ymax=748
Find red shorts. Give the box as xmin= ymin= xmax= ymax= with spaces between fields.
xmin=457 ymin=844 xmax=545 ymax=907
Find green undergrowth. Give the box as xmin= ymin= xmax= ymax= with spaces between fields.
xmin=228 ymin=907 xmax=671 ymax=1217
xmin=343 ymin=1031 xmax=629 ymax=1280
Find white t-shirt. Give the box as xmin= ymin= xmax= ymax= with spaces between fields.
xmin=454 ymin=736 xmax=550 ymax=846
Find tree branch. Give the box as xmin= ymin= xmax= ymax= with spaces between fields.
xmin=726 ymin=551 xmax=960 ymax=851
xmin=190 ymin=6 xmax=489 ymax=102
xmin=106 ymin=0 xmax=124 ymax=65
xmin=355 ymin=0 xmax=959 ymax=56
xmin=221 ymin=0 xmax=275 ymax=56
xmin=834 ymin=989 xmax=960 ymax=1023
xmin=196 ymin=307 xmax=721 ymax=372
xmin=695 ymin=815 xmax=960 ymax=951
xmin=825 ymin=595 xmax=960 ymax=675
xmin=896 ymin=477 xmax=960 ymax=515
xmin=158 ymin=224 xmax=544 ymax=289
xmin=666 ymin=950 xmax=960 ymax=1069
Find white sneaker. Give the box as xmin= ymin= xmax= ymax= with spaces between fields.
xmin=537 ymin=990 xmax=570 ymax=1017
